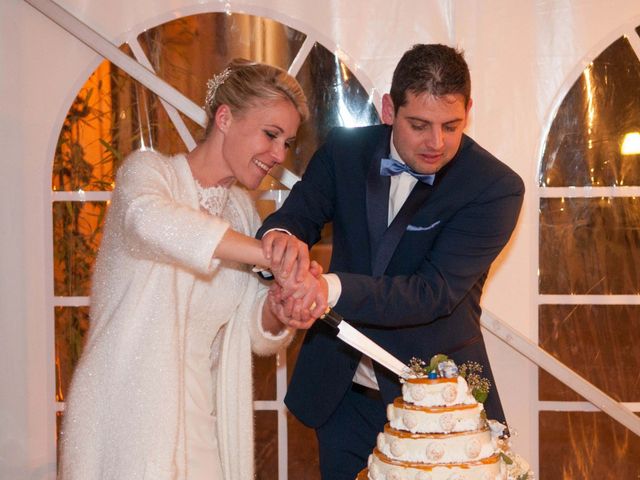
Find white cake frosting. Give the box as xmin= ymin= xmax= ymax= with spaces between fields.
xmin=401 ymin=376 xmax=476 ymax=408
xmin=366 ymin=449 xmax=505 ymax=480
xmin=358 ymin=374 xmax=508 ymax=480
xmin=376 ymin=425 xmax=495 ymax=463
xmin=357 ymin=355 xmax=533 ymax=480
xmin=388 ymin=399 xmax=485 ymax=434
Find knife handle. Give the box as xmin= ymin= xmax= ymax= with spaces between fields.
xmin=320 ymin=308 xmax=343 ymax=328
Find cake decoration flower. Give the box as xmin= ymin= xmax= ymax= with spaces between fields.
xmin=458 ymin=360 xmax=491 ymax=404
xmin=406 ymin=355 xmax=491 ymax=404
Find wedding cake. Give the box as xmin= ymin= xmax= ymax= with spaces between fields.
xmin=356 ymin=355 xmax=532 ymax=480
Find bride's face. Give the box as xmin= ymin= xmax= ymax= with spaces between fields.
xmin=220 ymin=98 xmax=301 ymax=190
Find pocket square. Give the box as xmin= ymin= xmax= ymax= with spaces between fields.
xmin=406 ymin=221 xmax=440 ymax=232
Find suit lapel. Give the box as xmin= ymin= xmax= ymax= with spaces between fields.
xmin=366 ymin=131 xmax=468 ymax=277
xmin=372 ymin=182 xmax=433 ymax=276
xmin=369 ymin=134 xmax=467 ymax=276
xmin=365 ymin=129 xmax=392 ymax=270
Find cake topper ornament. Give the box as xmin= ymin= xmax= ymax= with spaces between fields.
xmin=407 ymin=354 xmax=491 ymax=404
xmin=438 ymin=359 xmax=459 ymax=378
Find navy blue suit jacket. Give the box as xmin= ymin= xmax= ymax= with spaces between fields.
xmin=258 ymin=124 xmax=524 ymax=428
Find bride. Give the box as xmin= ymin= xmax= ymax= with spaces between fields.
xmin=59 ymin=59 xmax=327 ymax=480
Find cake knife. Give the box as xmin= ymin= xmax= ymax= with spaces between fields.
xmin=320 ymin=309 xmax=408 ymax=378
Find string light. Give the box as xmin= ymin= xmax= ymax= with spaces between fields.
xmin=621 ymin=132 xmax=640 ymax=155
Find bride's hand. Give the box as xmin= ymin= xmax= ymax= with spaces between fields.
xmin=268 ymin=272 xmax=327 ymax=329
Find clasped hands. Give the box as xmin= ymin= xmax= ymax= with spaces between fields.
xmin=261 ymin=231 xmax=328 ymax=330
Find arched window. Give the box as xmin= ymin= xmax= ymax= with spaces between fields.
xmin=51 ymin=11 xmax=379 ymax=478
xmin=537 ymin=28 xmax=640 ymax=478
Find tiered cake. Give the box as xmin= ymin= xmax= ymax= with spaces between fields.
xmin=356 ymin=356 xmax=530 ymax=480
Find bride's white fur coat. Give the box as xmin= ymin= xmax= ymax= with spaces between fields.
xmin=59 ymin=150 xmax=292 ymax=479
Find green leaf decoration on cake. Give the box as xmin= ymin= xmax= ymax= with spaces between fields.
xmin=458 ymin=361 xmax=491 ymax=403
xmin=473 ymin=389 xmax=489 ymax=403
xmin=499 ymin=452 xmax=513 ymax=465
xmin=428 ymin=354 xmax=449 ymax=373
xmin=406 ymin=355 xmax=492 ymax=404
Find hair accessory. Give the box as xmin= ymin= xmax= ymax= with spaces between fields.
xmin=204 ymin=67 xmax=232 ymax=108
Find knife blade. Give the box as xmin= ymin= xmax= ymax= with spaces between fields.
xmin=321 ymin=309 xmax=407 ymax=378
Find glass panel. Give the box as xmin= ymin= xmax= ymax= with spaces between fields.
xmin=288 ymin=411 xmax=320 ymax=479
xmin=539 ymin=36 xmax=640 ymax=187
xmin=284 ymin=330 xmax=320 ymax=478
xmin=52 ymin=45 xmax=152 ymax=192
xmin=294 ymin=42 xmax=380 ymax=178
xmin=122 ymin=81 xmax=189 ymax=156
xmin=539 ymin=197 xmax=640 ymax=294
xmin=137 ymin=13 xmax=306 ymax=111
xmin=53 ymin=202 xmax=107 ymax=297
xmin=254 ymin=198 xmax=277 ymax=222
xmin=56 ymin=411 xmax=63 ymax=470
xmin=255 ymin=410 xmax=278 ymax=479
xmin=539 ymin=411 xmax=640 ymax=479
xmin=55 ymin=307 xmax=90 ymax=402
xmin=539 ymin=305 xmax=640 ymax=402
xmin=52 ymin=60 xmax=119 ymax=192
xmin=253 ymin=352 xmax=277 ymax=401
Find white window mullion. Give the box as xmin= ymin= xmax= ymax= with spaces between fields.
xmin=288 ymin=35 xmax=316 ymax=77
xmin=53 ymin=296 xmax=90 ymax=307
xmin=52 ymin=190 xmax=112 ymax=202
xmin=127 ymin=38 xmax=198 ymax=152
xmin=482 ymin=308 xmax=640 ymax=436
xmin=538 ymin=294 xmax=640 ymax=305
xmin=539 ymin=186 xmax=640 ymax=198
xmin=539 ymin=401 xmax=640 ymax=412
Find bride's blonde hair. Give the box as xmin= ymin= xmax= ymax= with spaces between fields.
xmin=203 ymin=58 xmax=309 ymax=136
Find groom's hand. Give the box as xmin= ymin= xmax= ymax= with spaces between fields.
xmin=261 ymin=230 xmax=310 ymax=282
xmin=268 ymin=273 xmax=328 ymax=329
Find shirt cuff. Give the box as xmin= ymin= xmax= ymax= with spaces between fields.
xmin=322 ymin=273 xmax=342 ymax=307
xmin=262 ymin=227 xmax=292 ymax=237
xmin=252 ymin=265 xmax=274 ymax=280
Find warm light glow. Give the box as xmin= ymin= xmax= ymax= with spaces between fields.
xmin=583 ymin=66 xmax=595 ymax=132
xmin=621 ymin=132 xmax=640 ymax=155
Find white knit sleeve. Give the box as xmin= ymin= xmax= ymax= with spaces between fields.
xmin=115 ymin=151 xmax=229 ymax=275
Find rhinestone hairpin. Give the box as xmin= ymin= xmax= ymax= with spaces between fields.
xmin=204 ymin=67 xmax=232 ymax=108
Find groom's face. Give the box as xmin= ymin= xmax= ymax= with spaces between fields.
xmin=382 ymin=91 xmax=471 ymax=175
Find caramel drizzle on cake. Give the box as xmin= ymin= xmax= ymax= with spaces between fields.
xmin=383 ymin=423 xmax=489 ymax=439
xmin=371 ymin=448 xmax=501 ymax=470
xmin=407 ymin=377 xmax=458 ymax=385
xmin=393 ymin=398 xmax=479 ymax=412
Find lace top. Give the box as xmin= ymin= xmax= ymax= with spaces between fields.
xmin=195 ymin=181 xmax=230 ymax=217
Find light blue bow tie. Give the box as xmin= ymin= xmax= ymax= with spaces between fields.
xmin=379 ymin=158 xmax=435 ymax=185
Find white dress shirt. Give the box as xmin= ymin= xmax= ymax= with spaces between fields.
xmin=349 ymin=134 xmax=418 ymax=390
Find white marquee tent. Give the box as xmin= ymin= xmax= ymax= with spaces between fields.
xmin=2 ymin=0 xmax=640 ymax=478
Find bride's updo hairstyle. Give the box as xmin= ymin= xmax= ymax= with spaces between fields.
xmin=203 ymin=58 xmax=309 ymax=137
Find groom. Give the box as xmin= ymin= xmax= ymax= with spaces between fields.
xmin=260 ymin=44 xmax=524 ymax=480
